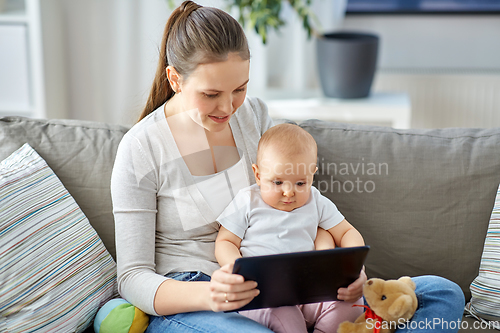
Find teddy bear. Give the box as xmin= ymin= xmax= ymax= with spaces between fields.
xmin=337 ymin=276 xmax=418 ymax=333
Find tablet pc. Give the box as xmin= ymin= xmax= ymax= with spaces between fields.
xmin=231 ymin=245 xmax=370 ymax=311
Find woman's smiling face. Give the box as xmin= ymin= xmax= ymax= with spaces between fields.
xmin=173 ymin=52 xmax=250 ymax=132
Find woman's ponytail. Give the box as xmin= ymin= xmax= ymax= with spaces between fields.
xmin=138 ymin=0 xmax=249 ymax=122
xmin=139 ymin=2 xmax=199 ymax=121
xmin=138 ymin=22 xmax=173 ymax=122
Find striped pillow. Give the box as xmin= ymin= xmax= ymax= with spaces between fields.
xmin=465 ymin=182 xmax=500 ymax=329
xmin=0 ymin=144 xmax=117 ymax=333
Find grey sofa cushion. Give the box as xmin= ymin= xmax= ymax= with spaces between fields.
xmin=0 ymin=117 xmax=128 ymax=259
xmin=301 ymin=119 xmax=500 ymax=301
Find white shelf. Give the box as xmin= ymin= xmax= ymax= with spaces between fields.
xmin=0 ymin=12 xmax=27 ymax=23
xmin=0 ymin=23 xmax=31 ymax=114
xmin=0 ymin=0 xmax=26 ymax=22
xmin=0 ymin=0 xmax=50 ymax=119
xmin=0 ymin=108 xmax=32 ymax=118
xmin=264 ymin=92 xmax=412 ymax=129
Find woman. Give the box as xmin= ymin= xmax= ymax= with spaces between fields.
xmin=110 ymin=1 xmax=465 ymax=332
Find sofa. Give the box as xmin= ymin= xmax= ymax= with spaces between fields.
xmin=1 ymin=115 xmax=499 ymax=332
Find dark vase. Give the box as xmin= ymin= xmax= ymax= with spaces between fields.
xmin=316 ymin=31 xmax=379 ymax=99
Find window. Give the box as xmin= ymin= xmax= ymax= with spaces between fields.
xmin=346 ymin=0 xmax=500 ymax=14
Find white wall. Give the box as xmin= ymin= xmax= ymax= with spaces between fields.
xmin=342 ymin=14 xmax=500 ymax=70
xmin=57 ymin=0 xmax=172 ymax=125
xmin=340 ymin=14 xmax=500 ymax=128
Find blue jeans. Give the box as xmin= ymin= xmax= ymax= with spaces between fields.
xmin=145 ymin=271 xmax=273 ymax=333
xmin=147 ymin=273 xmax=464 ymax=333
xmin=395 ymin=276 xmax=465 ymax=333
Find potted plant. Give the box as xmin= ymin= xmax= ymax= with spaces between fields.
xmin=226 ymin=0 xmax=379 ymax=99
xmin=225 ymin=0 xmax=317 ymax=44
xmin=316 ymin=31 xmax=379 ymax=98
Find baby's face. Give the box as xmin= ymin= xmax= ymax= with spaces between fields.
xmin=253 ymin=149 xmax=317 ymax=212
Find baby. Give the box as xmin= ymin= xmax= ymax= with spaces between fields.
xmin=215 ymin=123 xmax=365 ymax=333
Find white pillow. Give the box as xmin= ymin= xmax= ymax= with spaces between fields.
xmin=465 ymin=182 xmax=500 ymax=329
xmin=0 ymin=143 xmax=117 ymax=333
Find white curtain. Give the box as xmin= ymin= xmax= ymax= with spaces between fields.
xmin=59 ymin=0 xmax=168 ymax=125
xmin=57 ymin=0 xmax=346 ymax=126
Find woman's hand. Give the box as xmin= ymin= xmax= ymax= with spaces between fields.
xmin=208 ymin=263 xmax=260 ymax=312
xmin=337 ymin=268 xmax=367 ymax=302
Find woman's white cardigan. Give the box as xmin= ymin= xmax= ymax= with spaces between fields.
xmin=111 ymin=96 xmax=274 ymax=315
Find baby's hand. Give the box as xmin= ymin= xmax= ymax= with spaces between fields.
xmin=337 ymin=268 xmax=367 ymax=302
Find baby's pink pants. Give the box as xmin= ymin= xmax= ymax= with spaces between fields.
xmin=239 ymin=298 xmax=363 ymax=333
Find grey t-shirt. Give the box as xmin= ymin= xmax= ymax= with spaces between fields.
xmin=110 ymin=96 xmax=274 ymax=315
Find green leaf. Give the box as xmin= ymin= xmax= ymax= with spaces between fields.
xmin=167 ymin=0 xmax=176 ymax=9
xmin=221 ymin=0 xmax=318 ymax=44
